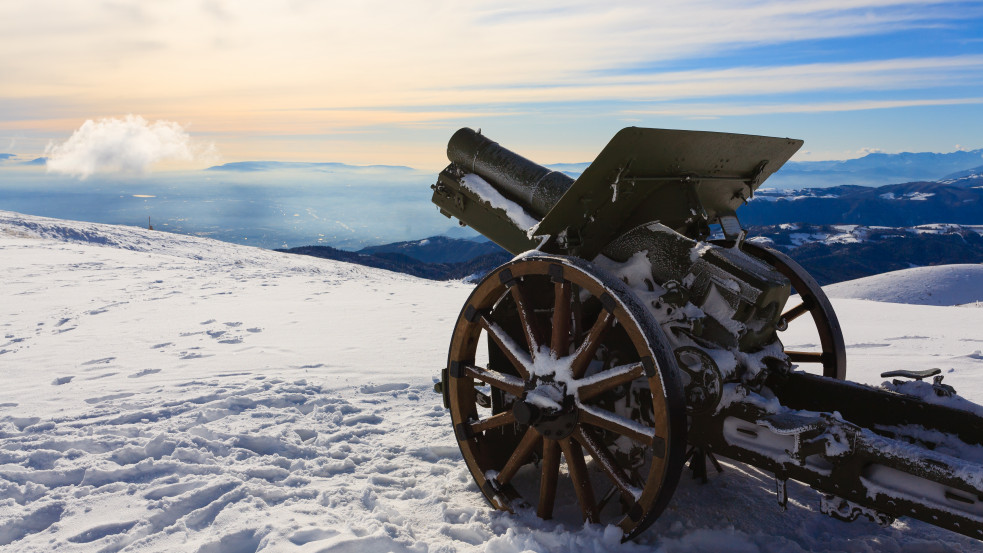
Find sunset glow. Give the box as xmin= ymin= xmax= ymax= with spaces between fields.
xmin=2 ymin=1 xmax=982 ymax=170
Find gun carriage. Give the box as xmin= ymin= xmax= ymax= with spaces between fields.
xmin=430 ymin=127 xmax=983 ymax=541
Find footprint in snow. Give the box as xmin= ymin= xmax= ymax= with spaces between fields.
xmin=848 ymin=343 xmax=891 ymax=348
xmin=81 ymin=357 xmax=116 ymax=366
xmin=288 ymin=528 xmax=339 ymax=546
xmin=295 ymin=428 xmax=317 ymax=442
xmin=86 ymin=372 xmax=118 ymax=380
xmin=359 ymin=383 xmax=410 ymax=394
xmin=67 ymin=521 xmax=138 ymax=544
xmin=144 ymin=480 xmax=208 ymax=500
xmin=197 ymin=530 xmax=261 ymax=553
xmin=129 ymin=368 xmax=161 ymax=378
xmin=84 ymin=392 xmax=135 ymax=404
xmin=10 ymin=416 xmax=40 ymax=430
xmin=0 ymin=502 xmax=65 ymax=546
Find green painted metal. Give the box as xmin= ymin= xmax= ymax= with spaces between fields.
xmin=430 ymin=166 xmax=542 ymax=254
xmin=535 ymin=127 xmax=802 ymax=258
xmin=432 ymin=127 xmax=802 ymax=259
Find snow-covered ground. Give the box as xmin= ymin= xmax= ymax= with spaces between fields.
xmin=2 ymin=211 xmax=983 ymax=552
xmin=825 ymin=264 xmax=983 ymax=307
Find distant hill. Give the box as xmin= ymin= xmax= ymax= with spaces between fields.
xmin=744 ymin=181 xmax=983 ymax=226
xmin=747 ymin=224 xmax=983 ymax=285
xmin=275 ymin=222 xmax=983 ymax=286
xmin=824 ymin=264 xmax=983 ymax=306
xmin=0 ymin=154 xmax=46 ymax=165
xmin=276 ymin=240 xmax=510 ymax=281
xmin=768 ymin=148 xmax=983 ymax=188
xmin=207 ymin=161 xmax=416 ymax=172
xmin=549 ymin=148 xmax=983 ymax=189
xmin=358 ymin=236 xmax=502 ymax=264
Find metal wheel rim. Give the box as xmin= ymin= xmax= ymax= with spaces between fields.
xmin=740 ymin=242 xmax=847 ymax=379
xmin=446 ymin=255 xmax=686 ymax=539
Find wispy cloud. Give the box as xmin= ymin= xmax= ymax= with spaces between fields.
xmin=1 ymin=1 xmax=981 ymax=163
xmin=45 ymin=115 xmax=217 ymax=179
xmin=624 ymin=96 xmax=983 ymax=118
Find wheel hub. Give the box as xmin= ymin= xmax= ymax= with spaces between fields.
xmin=512 ymin=378 xmax=579 ymax=440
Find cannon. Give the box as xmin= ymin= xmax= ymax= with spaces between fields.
xmin=430 ymin=127 xmax=983 ymax=541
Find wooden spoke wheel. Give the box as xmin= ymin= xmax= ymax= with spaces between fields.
xmin=446 ymin=255 xmax=687 ymax=540
xmin=740 ymin=242 xmax=846 ymax=380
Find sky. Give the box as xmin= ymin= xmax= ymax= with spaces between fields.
xmin=1 ymin=0 xmax=983 ymax=173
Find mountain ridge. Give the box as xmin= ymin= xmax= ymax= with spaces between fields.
xmin=206 ymin=161 xmax=417 ymax=172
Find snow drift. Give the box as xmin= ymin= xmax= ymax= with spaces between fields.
xmin=824 ymin=264 xmax=983 ymax=306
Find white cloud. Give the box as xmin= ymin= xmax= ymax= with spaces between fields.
xmin=45 ymin=115 xmax=216 ymax=179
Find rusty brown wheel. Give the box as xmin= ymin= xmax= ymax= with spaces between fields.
xmin=740 ymin=242 xmax=846 ymax=380
xmin=445 ymin=254 xmax=687 ymax=540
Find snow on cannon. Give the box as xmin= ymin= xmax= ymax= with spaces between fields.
xmin=430 ymin=127 xmax=983 ymax=541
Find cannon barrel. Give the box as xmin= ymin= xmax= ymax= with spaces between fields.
xmin=446 ymin=128 xmax=573 ymax=219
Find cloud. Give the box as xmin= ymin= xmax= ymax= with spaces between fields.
xmin=623 ymin=95 xmax=983 ymax=118
xmin=45 ymin=115 xmax=216 ymax=179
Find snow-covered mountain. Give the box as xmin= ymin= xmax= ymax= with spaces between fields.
xmin=744 ymin=223 xmax=983 ymax=284
xmin=549 ymin=149 xmax=983 ymax=189
xmin=3 ymin=211 xmax=983 ymax=552
xmin=769 ymin=149 xmax=983 ymax=188
xmin=824 ymin=264 xmax=983 ymax=306
xmin=744 ymin=181 xmax=983 ymax=227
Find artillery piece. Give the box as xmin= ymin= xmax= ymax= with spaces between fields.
xmin=430 ymin=127 xmax=983 ymax=541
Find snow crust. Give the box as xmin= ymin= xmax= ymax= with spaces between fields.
xmin=2 ymin=211 xmax=983 ymax=552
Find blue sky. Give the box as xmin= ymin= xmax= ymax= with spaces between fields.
xmin=0 ymin=1 xmax=982 ymax=173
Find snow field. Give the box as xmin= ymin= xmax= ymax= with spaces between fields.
xmin=2 ymin=211 xmax=983 ymax=552
xmin=824 ymin=264 xmax=983 ymax=307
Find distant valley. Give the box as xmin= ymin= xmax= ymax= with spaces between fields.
xmin=2 ymin=145 xmax=982 ymax=281
xmin=279 ymin=221 xmax=983 ymax=286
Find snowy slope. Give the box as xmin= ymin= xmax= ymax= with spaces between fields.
xmin=824 ymin=264 xmax=983 ymax=306
xmin=2 ymin=211 xmax=983 ymax=552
